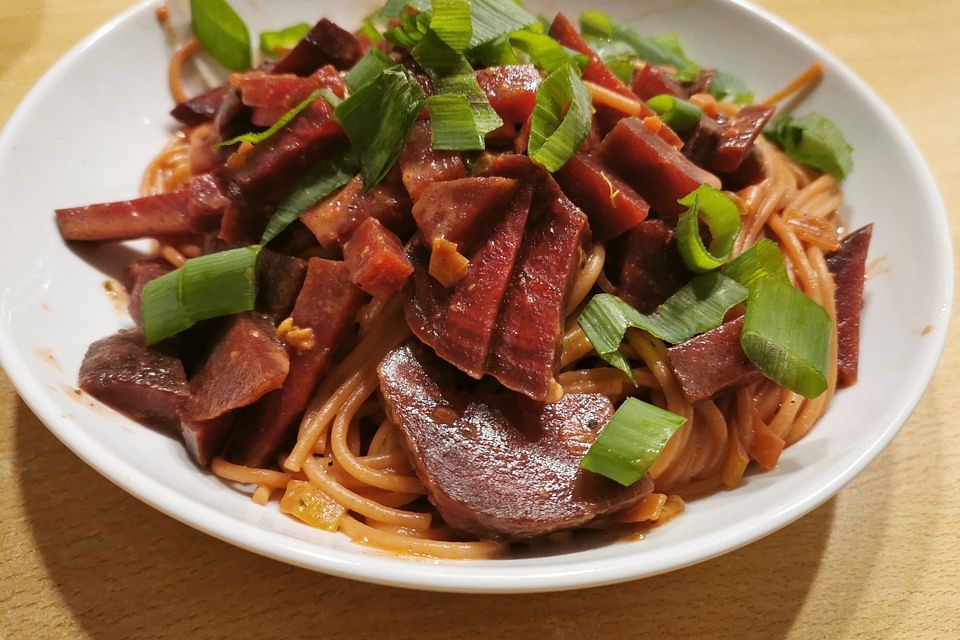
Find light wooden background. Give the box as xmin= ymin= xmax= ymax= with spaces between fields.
xmin=1 ymin=1 xmax=957 ymax=638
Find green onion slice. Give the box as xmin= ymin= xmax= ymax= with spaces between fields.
xmin=676 ymin=185 xmax=743 ymax=273
xmin=466 ymin=0 xmax=537 ymax=50
xmin=470 ymin=35 xmax=521 ymax=67
xmin=741 ymin=278 xmax=832 ymax=399
xmin=141 ymin=246 xmax=261 ymax=344
xmin=579 ymin=10 xmax=614 ymax=38
xmin=580 ymin=398 xmax=687 ymax=486
xmin=429 ymin=0 xmax=473 ymax=52
xmin=344 ymin=49 xmax=396 ymax=92
xmin=334 ymin=67 xmax=426 ymax=188
xmin=527 ymin=63 xmax=592 ymax=172
xmin=426 ymin=94 xmax=486 ymax=150
xmin=764 ymin=112 xmax=853 ymax=180
xmin=261 ymin=149 xmax=356 ymax=244
xmin=645 ymin=94 xmax=703 ymax=132
xmin=578 ymin=272 xmax=748 ymax=381
xmin=259 ymin=23 xmax=311 ymax=58
xmin=190 ymin=0 xmax=251 ymax=72
xmin=509 ymin=30 xmax=577 ymax=73
xmin=382 ymin=0 xmax=430 ymax=17
xmin=216 ymin=89 xmax=325 ymax=148
xmin=721 ymin=238 xmax=789 ymax=289
xmin=709 ymin=71 xmax=754 ymax=105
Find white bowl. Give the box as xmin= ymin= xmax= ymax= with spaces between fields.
xmin=0 ymin=0 xmax=951 ymax=593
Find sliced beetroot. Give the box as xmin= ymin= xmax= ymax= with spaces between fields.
xmin=170 ymin=85 xmax=229 ymax=127
xmin=123 ymin=259 xmax=172 ymax=325
xmin=718 ymin=147 xmax=766 ymax=191
xmin=226 ymin=259 xmax=364 ymax=467
xmin=217 ymin=99 xmax=346 ymax=205
xmin=237 ymin=66 xmax=346 ymax=127
xmin=667 ymin=317 xmax=763 ymax=403
xmin=188 ymin=173 xmax=231 ymax=231
xmin=272 ymin=18 xmax=362 ymax=75
xmin=379 ymin=340 xmax=652 ymax=539
xmin=300 ymin=174 xmax=412 ymax=248
xmin=554 ymin=153 xmax=649 ymax=241
xmin=257 ymin=248 xmax=308 ymax=322
xmin=683 ymin=114 xmax=724 ymax=168
xmin=610 ymin=219 xmax=691 ymax=313
xmin=711 ymin=105 xmax=775 ymax=174
xmin=593 ymin=116 xmax=719 ymax=222
xmin=79 ymin=329 xmax=188 ymax=427
xmin=411 ymin=176 xmax=520 ymax=249
xmin=826 ymin=224 xmax=873 ymax=387
xmin=474 ymin=64 xmax=541 ymax=125
xmin=343 ymin=217 xmax=413 ymax=300
xmin=487 ymin=193 xmax=589 ymax=401
xmin=549 ymin=14 xmax=632 ymax=99
xmin=56 ymin=190 xmax=192 ymax=241
xmin=687 ymin=68 xmax=716 ymax=96
xmin=396 ymin=122 xmax=466 ymax=202
xmin=631 ymin=64 xmax=686 ymax=101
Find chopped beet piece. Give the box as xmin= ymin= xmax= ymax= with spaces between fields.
xmin=79 ymin=329 xmax=188 ymax=427
xmin=683 ymin=114 xmax=724 ymax=168
xmin=475 ymin=64 xmax=541 ymax=125
xmin=188 ymin=173 xmax=231 ymax=231
xmin=593 ymin=116 xmax=720 ymax=222
xmin=686 ymin=69 xmax=716 ymax=96
xmin=826 ymin=224 xmax=873 ymax=387
xmin=217 ymin=99 xmax=346 ymax=205
xmin=396 ymin=122 xmax=466 ymax=201
xmin=379 ymin=340 xmax=652 ymax=539
xmin=711 ymin=105 xmax=775 ymax=173
xmin=238 ymin=66 xmax=346 ymax=127
xmin=56 ymin=190 xmax=192 ymax=241
xmin=549 ymin=14 xmax=632 ymax=99
xmin=667 ymin=317 xmax=763 ymax=403
xmin=610 ymin=219 xmax=691 ymax=313
xmin=257 ymin=248 xmax=308 ymax=322
xmin=343 ymin=217 xmax=413 ymax=300
xmin=300 ymin=174 xmax=412 ymax=248
xmin=123 ymin=259 xmax=172 ymax=325
xmin=555 ymin=153 xmax=649 ymax=241
xmin=226 ymin=259 xmax=364 ymax=467
xmin=631 ymin=64 xmax=686 ymax=101
xmin=170 ymin=85 xmax=229 ymax=127
xmin=403 ymin=241 xmax=449 ymax=352
xmin=488 ymin=194 xmax=589 ymax=401
xmin=411 ymin=176 xmax=520 ymax=249
xmin=272 ymin=18 xmax=362 ymax=75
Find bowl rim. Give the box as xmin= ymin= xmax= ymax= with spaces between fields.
xmin=0 ymin=0 xmax=953 ymax=593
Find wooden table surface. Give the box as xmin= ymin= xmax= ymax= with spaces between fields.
xmin=1 ymin=1 xmax=958 ymax=638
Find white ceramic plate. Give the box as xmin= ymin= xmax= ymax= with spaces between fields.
xmin=0 ymin=0 xmax=951 ymax=593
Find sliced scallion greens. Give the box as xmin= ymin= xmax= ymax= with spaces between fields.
xmin=580 ymin=398 xmax=687 ymax=486
xmin=216 ymin=89 xmax=326 ymax=148
xmin=721 ymin=238 xmax=789 ymax=289
xmin=708 ymin=71 xmax=754 ymax=105
xmin=764 ymin=112 xmax=853 ymax=180
xmin=509 ymin=29 xmax=581 ymax=73
xmin=190 ymin=0 xmax=251 ymax=72
xmin=426 ymin=94 xmax=487 ymax=150
xmin=429 ymin=0 xmax=473 ymax=52
xmin=527 ymin=63 xmax=592 ymax=172
xmin=259 ymin=23 xmax=311 ymax=58
xmin=466 ymin=0 xmax=538 ymax=50
xmin=344 ymin=49 xmax=396 ymax=92
xmin=675 ymin=185 xmax=743 ymax=273
xmin=646 ymin=94 xmax=703 ymax=132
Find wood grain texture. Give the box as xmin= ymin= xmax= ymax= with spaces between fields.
xmin=1 ymin=1 xmax=958 ymax=638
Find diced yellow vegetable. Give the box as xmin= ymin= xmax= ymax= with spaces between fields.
xmin=280 ymin=480 xmax=345 ymax=531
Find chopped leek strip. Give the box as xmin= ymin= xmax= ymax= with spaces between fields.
xmin=426 ymin=94 xmax=486 ymax=150
xmin=382 ymin=0 xmax=430 ymax=17
xmin=429 ymin=0 xmax=473 ymax=52
xmin=579 ymin=10 xmax=614 ymax=38
xmin=344 ymin=49 xmax=396 ymax=92
xmin=470 ymin=35 xmax=521 ymax=67
xmin=646 ymin=94 xmax=703 ymax=132
xmin=334 ymin=67 xmax=426 ymax=188
xmin=676 ymin=185 xmax=743 ymax=273
xmin=141 ymin=246 xmax=261 ymax=345
xmin=259 ymin=23 xmax=311 ymax=58
xmin=261 ymin=149 xmax=356 ymax=244
xmin=578 ymin=272 xmax=748 ymax=381
xmin=580 ymin=398 xmax=687 ymax=486
xmin=764 ymin=112 xmax=853 ymax=180
xmin=721 ymin=238 xmax=789 ymax=289
xmin=709 ymin=71 xmax=754 ymax=105
xmin=741 ymin=279 xmax=832 ymax=398
xmin=466 ymin=0 xmax=538 ymax=50
xmin=509 ymin=30 xmax=577 ymax=73
xmin=216 ymin=89 xmax=325 ymax=148
xmin=190 ymin=0 xmax=251 ymax=72
xmin=527 ymin=63 xmax=592 ymax=172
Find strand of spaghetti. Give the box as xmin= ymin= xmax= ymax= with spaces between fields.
xmin=760 ymin=61 xmax=824 ymax=106
xmin=210 ymin=457 xmax=291 ymax=488
xmin=353 ymin=490 xmax=421 ymax=509
xmin=694 ymin=400 xmax=729 ymax=478
xmin=140 ymin=131 xmax=191 ymax=196
xmin=583 ymin=80 xmax=643 ymax=116
xmin=785 ymin=174 xmax=835 ymax=214
xmin=768 ymin=213 xmax=821 ymax=300
xmin=566 ymin=244 xmax=605 ymax=314
xmin=252 ymin=486 xmax=272 ymax=505
xmin=769 ymin=390 xmax=803 ymax=439
xmin=754 ymin=380 xmax=785 ymax=422
xmin=365 ymin=521 xmax=460 ymax=541
xmin=340 ymin=515 xmax=505 ymax=559
xmin=560 ymin=324 xmax=594 ymax=368
xmin=169 ymin=38 xmax=203 ymax=103
xmin=734 ymin=142 xmax=792 ymax=254
xmin=302 ymin=457 xmax=432 ymax=529
xmin=619 ymin=492 xmax=668 ymax=523
xmin=368 ymin=420 xmax=396 ymax=456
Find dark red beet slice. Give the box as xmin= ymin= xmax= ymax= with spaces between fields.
xmin=683 ymin=114 xmax=724 ymax=168
xmin=238 ymin=66 xmax=346 ymax=127
xmin=226 ymin=259 xmax=364 ymax=467
xmin=170 ymin=85 xmax=229 ymax=127
xmin=610 ymin=219 xmax=691 ymax=313
xmin=687 ymin=69 xmax=716 ymax=96
xmin=272 ymin=18 xmax=362 ymax=75
xmin=549 ymin=14 xmax=632 ymax=98
xmin=826 ymin=224 xmax=873 ymax=387
xmin=718 ymin=147 xmax=766 ymax=191
xmin=188 ymin=173 xmax=231 ymax=232
xmin=667 ymin=317 xmax=763 ymax=403
xmin=123 ymin=259 xmax=172 ymax=325
xmin=593 ymin=116 xmax=719 ymax=222
xmin=343 ymin=217 xmax=413 ymax=300
xmin=300 ymin=174 xmax=413 ymax=248
xmin=631 ymin=64 xmax=686 ymax=101
xmin=411 ymin=176 xmax=520 ymax=248
xmin=378 ymin=340 xmax=652 ymax=540
xmin=475 ymin=64 xmax=541 ymax=125
xmin=711 ymin=105 xmax=775 ymax=174
xmin=217 ymin=99 xmax=346 ymax=205
xmin=56 ymin=190 xmax=192 ymax=241
xmin=257 ymin=248 xmax=308 ymax=322
xmin=554 ymin=153 xmax=649 ymax=241
xmin=79 ymin=329 xmax=188 ymax=427
xmin=487 ymin=193 xmax=589 ymax=401
xmin=396 ymin=122 xmax=466 ymax=202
